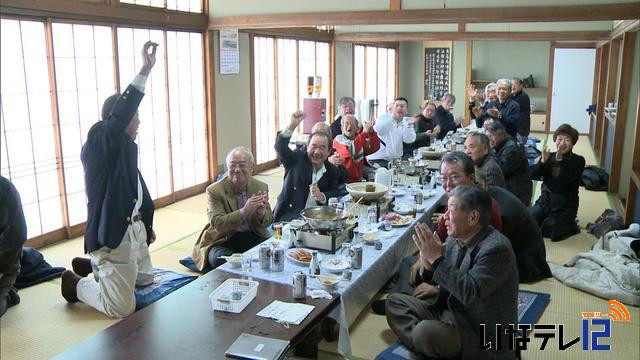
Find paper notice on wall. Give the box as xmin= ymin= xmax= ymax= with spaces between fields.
xmin=220 ymin=29 xmax=239 ymax=74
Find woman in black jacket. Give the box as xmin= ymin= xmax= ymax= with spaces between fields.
xmin=530 ymin=124 xmax=585 ymax=241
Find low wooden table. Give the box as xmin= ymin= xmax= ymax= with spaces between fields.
xmin=55 ymin=270 xmax=340 ymax=359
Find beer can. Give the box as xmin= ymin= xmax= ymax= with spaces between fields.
xmin=349 ymin=245 xmax=363 ymax=269
xmin=292 ymin=271 xmax=306 ymax=299
xmin=271 ymin=246 xmax=285 ymax=272
xmin=374 ymin=240 xmax=383 ymax=250
xmin=342 ymin=269 xmax=352 ymax=281
xmin=414 ymin=191 xmax=423 ymax=205
xmin=259 ymin=244 xmax=271 ymax=270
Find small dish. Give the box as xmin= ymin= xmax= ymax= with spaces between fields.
xmin=362 ymin=232 xmax=380 ymax=244
xmin=313 ymin=274 xmax=341 ymax=290
xmin=322 ymin=258 xmax=349 ymax=273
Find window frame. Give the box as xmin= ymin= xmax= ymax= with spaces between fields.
xmin=0 ymin=14 xmax=214 ymax=247
xmin=352 ymin=43 xmax=399 ymax=119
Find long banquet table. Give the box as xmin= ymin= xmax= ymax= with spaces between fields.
xmin=54 ymin=269 xmax=340 ymax=360
xmin=218 ymin=186 xmax=446 ymax=358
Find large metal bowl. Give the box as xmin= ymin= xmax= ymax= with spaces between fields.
xmin=300 ymin=206 xmax=346 ymax=231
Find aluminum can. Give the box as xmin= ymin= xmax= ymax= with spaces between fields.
xmin=258 ymin=244 xmax=271 ymax=270
xmin=271 ymin=246 xmax=285 ymax=272
xmin=349 ymin=245 xmax=363 ymax=269
xmin=309 ymin=250 xmax=320 ymax=275
xmin=414 ymin=191 xmax=423 ymax=205
xmin=342 ymin=269 xmax=352 ymax=281
xmin=292 ymin=271 xmax=307 ymax=299
xmin=374 ymin=240 xmax=383 ymax=250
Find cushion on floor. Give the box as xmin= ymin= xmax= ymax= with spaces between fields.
xmin=178 ymin=256 xmax=201 ymax=273
xmin=15 ymin=247 xmax=66 ymax=289
xmin=517 ymin=289 xmax=550 ymax=327
xmin=134 ymin=268 xmax=197 ymax=310
xmin=375 ymin=290 xmax=550 ymax=359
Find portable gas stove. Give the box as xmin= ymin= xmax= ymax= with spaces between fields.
xmin=294 ymin=223 xmax=356 ymax=254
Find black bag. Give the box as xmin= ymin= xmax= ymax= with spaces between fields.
xmin=586 ymin=209 xmax=625 ymax=239
xmin=581 ymin=166 xmax=609 ymax=191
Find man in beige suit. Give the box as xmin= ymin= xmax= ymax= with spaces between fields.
xmin=192 ymin=147 xmax=272 ymax=271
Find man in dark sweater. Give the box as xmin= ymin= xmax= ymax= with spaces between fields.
xmin=476 ymin=79 xmax=520 ymax=138
xmin=434 ymin=93 xmax=460 ymax=140
xmin=330 ymin=96 xmax=355 ymax=138
xmin=485 ymin=121 xmax=532 ymax=206
xmin=511 ymin=78 xmax=531 ymax=144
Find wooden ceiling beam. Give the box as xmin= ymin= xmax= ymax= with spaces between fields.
xmin=334 ymin=31 xmax=611 ymax=42
xmin=209 ymin=3 xmax=639 ymax=29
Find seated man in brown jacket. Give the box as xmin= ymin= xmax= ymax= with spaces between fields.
xmin=191 ymin=147 xmax=272 ymax=271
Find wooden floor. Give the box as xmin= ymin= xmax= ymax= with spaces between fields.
xmin=1 ymin=133 xmax=638 ymax=360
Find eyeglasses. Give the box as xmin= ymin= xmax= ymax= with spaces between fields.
xmin=228 ymin=162 xmax=248 ymax=170
xmin=436 ymin=173 xmax=463 ymax=184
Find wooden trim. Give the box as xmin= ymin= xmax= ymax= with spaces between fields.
xmin=24 ymin=228 xmax=68 ymax=249
xmin=329 ymin=41 xmax=335 ymax=118
xmin=464 ymin=40 xmax=472 ymax=126
xmin=550 ymin=41 xmax=597 ymax=48
xmin=202 ymin=0 xmax=209 ymax=15
xmin=458 ymin=23 xmax=465 ymax=33
xmin=204 ymin=30 xmax=217 ymax=182
xmin=162 ymin=30 xmax=176 ymax=195
xmin=610 ymin=19 xmax=640 ymax=40
xmin=625 ymin=182 xmax=638 ymax=225
xmin=43 ymin=18 xmax=72 ymax=237
xmin=242 ymin=28 xmax=333 ymax=42
xmin=600 ymin=38 xmax=621 ymax=167
xmin=352 ymin=41 xmax=400 ymax=49
xmin=249 ymin=34 xmax=257 ymax=160
xmin=209 ymin=3 xmax=640 ymax=29
xmin=609 ymin=31 xmax=636 ymax=194
xmin=394 ymin=46 xmax=399 ymax=99
xmin=590 ymin=47 xmax=601 ymax=139
xmin=594 ymin=43 xmax=610 ymax=155
xmin=632 ymin=95 xmax=640 ymax=175
xmin=274 ymin=38 xmax=280 ymax=131
xmin=545 ymin=45 xmax=555 ymax=134
xmin=351 ymin=43 xmax=355 ymax=98
xmin=112 ymin=24 xmax=121 ymax=92
xmin=389 ymin=0 xmax=401 ymax=11
xmin=1 ymin=0 xmax=208 ymax=30
xmin=334 ymin=31 xmax=609 ymax=42
xmin=254 ymin=159 xmax=280 ymax=173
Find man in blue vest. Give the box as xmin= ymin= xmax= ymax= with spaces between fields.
xmin=61 ymin=41 xmax=159 ymax=318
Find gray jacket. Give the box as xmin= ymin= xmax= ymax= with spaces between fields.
xmin=431 ymin=226 xmax=519 ymax=359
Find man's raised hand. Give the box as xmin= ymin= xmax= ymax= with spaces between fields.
xmin=140 ymin=41 xmax=159 ymax=76
xmin=288 ymin=110 xmax=305 ymax=131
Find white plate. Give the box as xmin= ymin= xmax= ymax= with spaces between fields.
xmin=354 ymin=223 xmax=379 ymax=234
xmin=362 ymin=232 xmax=381 ymax=244
xmin=422 ymin=189 xmax=437 ymax=198
xmin=381 ymin=213 xmax=413 ymax=227
xmin=394 ymin=205 xmax=415 ymax=215
xmin=322 ymin=258 xmax=350 ymax=273
xmin=286 ymin=248 xmax=322 ymax=266
xmin=388 ymin=188 xmax=406 ymax=196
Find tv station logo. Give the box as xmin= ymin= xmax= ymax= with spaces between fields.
xmin=481 ymin=299 xmax=632 ymax=352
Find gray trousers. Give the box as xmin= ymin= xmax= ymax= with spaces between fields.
xmin=386 ymin=293 xmax=462 ymax=358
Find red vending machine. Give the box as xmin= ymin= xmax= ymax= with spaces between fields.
xmin=302 ymin=98 xmax=326 ymax=134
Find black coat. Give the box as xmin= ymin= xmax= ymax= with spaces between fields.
xmin=487 ymin=185 xmax=551 ymax=283
xmin=81 ymin=85 xmax=155 ymax=253
xmin=273 ymin=133 xmax=344 ymax=222
xmin=493 ymin=136 xmax=532 ymax=206
xmin=512 ymin=90 xmax=531 ymax=137
xmin=478 ymin=98 xmax=520 ymax=138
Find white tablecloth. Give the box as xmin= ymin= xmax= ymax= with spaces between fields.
xmin=218 ymin=186 xmax=446 ymax=358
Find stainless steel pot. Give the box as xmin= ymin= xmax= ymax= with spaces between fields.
xmin=300 ymin=206 xmax=346 ymax=231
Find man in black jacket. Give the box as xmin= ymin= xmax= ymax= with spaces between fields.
xmin=485 ymin=121 xmax=532 ymax=206
xmin=0 ymin=176 xmax=27 ymax=317
xmin=511 ymin=78 xmax=531 ymax=144
xmin=476 ymin=79 xmax=520 ymax=138
xmin=273 ymin=111 xmax=344 ymax=222
xmin=61 ymin=41 xmax=159 ymax=318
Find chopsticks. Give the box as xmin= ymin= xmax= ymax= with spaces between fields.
xmin=344 ymin=197 xmax=363 ymax=217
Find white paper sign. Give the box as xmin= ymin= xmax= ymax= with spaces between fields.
xmin=220 ymin=29 xmax=239 ymax=74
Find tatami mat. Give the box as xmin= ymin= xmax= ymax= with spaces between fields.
xmin=2 ymin=134 xmax=638 ymax=360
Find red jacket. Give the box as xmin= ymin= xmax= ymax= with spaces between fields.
xmin=332 ymin=131 xmax=380 ymax=183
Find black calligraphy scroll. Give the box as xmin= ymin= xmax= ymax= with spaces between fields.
xmin=424 ymin=47 xmax=450 ymax=101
